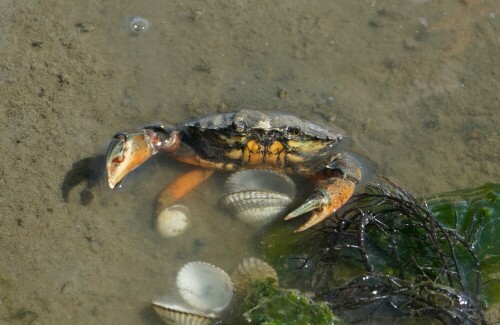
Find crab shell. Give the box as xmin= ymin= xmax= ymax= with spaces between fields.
xmin=178 ymin=110 xmax=346 ymax=172
xmin=182 ymin=110 xmax=345 ymax=139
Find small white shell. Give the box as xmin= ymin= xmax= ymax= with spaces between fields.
xmin=232 ymin=257 xmax=278 ymax=292
xmin=176 ymin=262 xmax=234 ymax=312
xmin=225 ymin=170 xmax=296 ymax=199
xmin=220 ymin=190 xmax=292 ymax=226
xmin=156 ymin=205 xmax=190 ymax=238
xmin=152 ymin=301 xmax=216 ymax=325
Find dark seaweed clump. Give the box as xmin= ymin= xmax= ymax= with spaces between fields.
xmin=303 ymin=178 xmax=494 ymax=324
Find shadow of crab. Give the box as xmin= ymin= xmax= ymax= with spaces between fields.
xmin=61 ymin=155 xmax=106 ymax=205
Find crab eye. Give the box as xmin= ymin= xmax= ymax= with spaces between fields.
xmin=113 ymin=132 xmax=127 ymax=142
xmin=232 ymin=120 xmax=247 ymax=132
xmin=286 ymin=126 xmax=301 ymax=136
xmin=143 ymin=124 xmax=168 ymax=134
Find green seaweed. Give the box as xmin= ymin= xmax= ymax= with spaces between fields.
xmin=257 ymin=181 xmax=498 ymax=323
xmin=425 ymin=182 xmax=500 ymax=305
xmin=304 ymin=180 xmax=492 ymax=323
xmin=261 ymin=223 xmax=309 ymax=274
xmin=241 ymin=278 xmax=341 ymax=325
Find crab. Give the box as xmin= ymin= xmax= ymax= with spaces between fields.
xmin=106 ymin=110 xmax=362 ymax=232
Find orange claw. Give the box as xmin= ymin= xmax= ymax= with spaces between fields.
xmin=106 ymin=132 xmax=156 ymax=189
xmin=285 ymin=177 xmax=355 ymax=232
xmin=156 ymin=169 xmax=214 ymax=214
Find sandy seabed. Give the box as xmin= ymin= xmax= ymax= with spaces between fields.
xmin=0 ymin=0 xmax=498 ymax=323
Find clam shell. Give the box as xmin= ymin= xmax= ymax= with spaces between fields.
xmin=220 ymin=190 xmax=292 ymax=226
xmin=152 ymin=301 xmax=216 ymax=325
xmin=232 ymin=257 xmax=278 ymax=292
xmin=224 ymin=170 xmax=296 ymax=199
xmin=156 ymin=205 xmax=190 ymax=238
xmin=176 ymin=262 xmax=234 ymax=312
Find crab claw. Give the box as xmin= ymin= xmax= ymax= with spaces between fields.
xmin=284 ymin=177 xmax=355 ymax=232
xmin=106 ymin=131 xmax=155 ymax=189
xmin=106 ymin=125 xmax=180 ymax=189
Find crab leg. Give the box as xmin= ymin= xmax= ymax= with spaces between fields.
xmin=285 ymin=177 xmax=356 ymax=232
xmin=156 ymin=169 xmax=214 ymax=214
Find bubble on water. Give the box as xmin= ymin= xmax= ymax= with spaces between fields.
xmin=128 ymin=16 xmax=150 ymax=34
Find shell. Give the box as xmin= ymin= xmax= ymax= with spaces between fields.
xmin=224 ymin=170 xmax=296 ymax=199
xmin=232 ymin=257 xmax=278 ymax=292
xmin=220 ymin=190 xmax=292 ymax=226
xmin=152 ymin=301 xmax=216 ymax=325
xmin=156 ymin=205 xmax=190 ymax=238
xmin=176 ymin=262 xmax=234 ymax=312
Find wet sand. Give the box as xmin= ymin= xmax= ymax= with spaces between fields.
xmin=0 ymin=0 xmax=498 ymax=323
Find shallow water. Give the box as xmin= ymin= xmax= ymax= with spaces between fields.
xmin=0 ymin=0 xmax=498 ymax=323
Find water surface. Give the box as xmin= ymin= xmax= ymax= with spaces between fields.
xmin=0 ymin=0 xmax=498 ymax=323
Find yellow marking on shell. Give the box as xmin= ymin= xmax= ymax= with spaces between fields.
xmin=242 ymin=147 xmax=250 ymax=162
xmin=286 ymin=139 xmax=333 ymax=153
xmin=286 ymin=140 xmax=302 ymax=148
xmin=249 ymin=152 xmax=264 ymax=165
xmin=269 ymin=141 xmax=284 ymax=155
xmin=248 ymin=140 xmax=262 ymax=153
xmin=286 ymin=153 xmax=306 ymax=164
xmin=278 ymin=151 xmax=286 ymax=166
xmin=225 ymin=149 xmax=242 ymax=160
xmin=266 ymin=153 xmax=278 ymax=165
xmin=265 ymin=141 xmax=284 ymax=166
xmin=223 ymin=135 xmax=247 ymax=144
xmin=246 ymin=140 xmax=264 ymax=165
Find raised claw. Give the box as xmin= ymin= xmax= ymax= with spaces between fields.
xmin=106 ymin=125 xmax=180 ymax=189
xmin=106 ymin=131 xmax=155 ymax=189
xmin=284 ymin=177 xmax=355 ymax=232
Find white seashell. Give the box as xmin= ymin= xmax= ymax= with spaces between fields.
xmin=156 ymin=205 xmax=190 ymax=238
xmin=224 ymin=170 xmax=296 ymax=199
xmin=176 ymin=262 xmax=234 ymax=312
xmin=232 ymin=257 xmax=278 ymax=292
xmin=152 ymin=301 xmax=216 ymax=325
xmin=220 ymin=190 xmax=292 ymax=226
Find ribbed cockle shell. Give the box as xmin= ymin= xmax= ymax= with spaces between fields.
xmin=156 ymin=204 xmax=190 ymax=238
xmin=152 ymin=301 xmax=216 ymax=325
xmin=220 ymin=190 xmax=292 ymax=226
xmin=224 ymin=170 xmax=296 ymax=199
xmin=176 ymin=261 xmax=234 ymax=312
xmin=231 ymin=257 xmax=278 ymax=292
